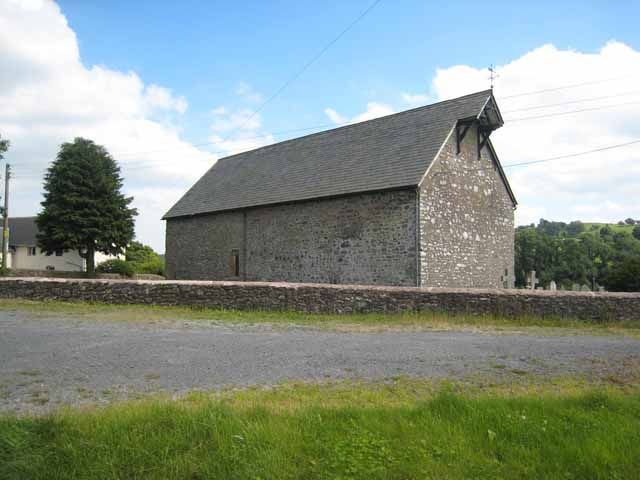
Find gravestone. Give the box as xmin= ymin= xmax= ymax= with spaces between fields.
xmin=549 ymin=280 xmax=557 ymax=291
xmin=525 ymin=270 xmax=539 ymax=290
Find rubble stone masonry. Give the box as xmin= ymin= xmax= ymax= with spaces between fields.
xmin=419 ymin=126 xmax=515 ymax=288
xmin=0 ymin=278 xmax=638 ymax=321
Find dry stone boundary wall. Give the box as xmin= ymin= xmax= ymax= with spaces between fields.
xmin=0 ymin=277 xmax=638 ymax=321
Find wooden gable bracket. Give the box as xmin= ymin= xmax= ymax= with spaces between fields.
xmin=455 ymin=120 xmax=474 ymax=155
xmin=477 ymin=125 xmax=492 ymax=160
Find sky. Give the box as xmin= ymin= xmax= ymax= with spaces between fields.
xmin=2 ymin=0 xmax=640 ymax=252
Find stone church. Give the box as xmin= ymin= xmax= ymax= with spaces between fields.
xmin=164 ymin=90 xmax=517 ymax=288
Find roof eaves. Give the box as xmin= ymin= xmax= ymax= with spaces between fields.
xmin=163 ymin=184 xmax=419 ymax=220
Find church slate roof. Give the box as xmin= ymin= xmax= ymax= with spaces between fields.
xmin=164 ymin=90 xmax=498 ymax=219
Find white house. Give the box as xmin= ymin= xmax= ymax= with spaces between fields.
xmin=8 ymin=216 xmax=116 ymax=272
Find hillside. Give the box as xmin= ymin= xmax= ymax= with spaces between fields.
xmin=515 ymin=219 xmax=640 ymax=291
xmin=583 ymin=222 xmax=635 ymax=235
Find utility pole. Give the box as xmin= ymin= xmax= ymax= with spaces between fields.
xmin=2 ymin=163 xmax=10 ymax=270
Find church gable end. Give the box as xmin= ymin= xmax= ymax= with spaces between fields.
xmin=418 ymin=122 xmax=515 ymax=288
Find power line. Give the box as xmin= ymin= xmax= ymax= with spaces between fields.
xmin=11 ymin=85 xmax=640 ymax=175
xmin=114 ymin=122 xmax=340 ymax=160
xmin=498 ymin=75 xmax=631 ymax=100
xmin=117 ymin=86 xmax=640 ymax=162
xmin=501 ymin=90 xmax=640 ymax=113
xmin=220 ymin=0 xmax=383 ymax=143
xmin=92 ymin=95 xmax=640 ymax=168
xmin=502 ymin=139 xmax=640 ymax=168
xmin=48 ymin=80 xmax=639 ymax=164
xmin=505 ymin=100 xmax=640 ymax=122
xmin=428 ymin=139 xmax=640 ymax=179
xmin=13 ymin=137 xmax=640 ymax=180
xmin=19 ymin=1 xmax=383 ymax=167
xmin=121 ymin=100 xmax=640 ymax=168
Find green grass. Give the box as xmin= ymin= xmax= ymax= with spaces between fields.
xmin=1 ymin=380 xmax=639 ymax=479
xmin=1 ymin=298 xmax=639 ymax=337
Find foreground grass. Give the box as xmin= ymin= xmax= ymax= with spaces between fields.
xmin=1 ymin=298 xmax=639 ymax=336
xmin=1 ymin=380 xmax=639 ymax=479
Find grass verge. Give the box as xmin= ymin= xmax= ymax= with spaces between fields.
xmin=1 ymin=298 xmax=639 ymax=336
xmin=1 ymin=380 xmax=639 ymax=479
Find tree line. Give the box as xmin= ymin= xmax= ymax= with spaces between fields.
xmin=515 ymin=219 xmax=640 ymax=291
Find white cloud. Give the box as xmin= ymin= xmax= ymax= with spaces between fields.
xmin=210 ymin=107 xmax=263 ymax=133
xmin=323 ymin=108 xmax=346 ymax=125
xmin=0 ymin=0 xmax=216 ymax=251
xmin=144 ymin=85 xmax=188 ymax=114
xmin=207 ymin=132 xmax=276 ymax=156
xmin=208 ymin=91 xmax=275 ymax=155
xmin=235 ymin=82 xmax=263 ymax=103
xmin=401 ymin=92 xmax=430 ymax=106
xmin=428 ymin=41 xmax=640 ymax=226
xmin=324 ymin=102 xmax=394 ymax=125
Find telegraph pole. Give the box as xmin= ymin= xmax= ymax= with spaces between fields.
xmin=2 ymin=163 xmax=10 ymax=270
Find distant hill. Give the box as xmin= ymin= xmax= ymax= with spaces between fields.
xmin=583 ymin=222 xmax=635 ymax=235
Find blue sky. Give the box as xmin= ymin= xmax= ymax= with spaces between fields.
xmin=58 ymin=0 xmax=640 ymax=144
xmin=2 ymin=1 xmax=640 ymax=251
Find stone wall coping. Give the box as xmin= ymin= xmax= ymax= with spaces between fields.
xmin=1 ymin=276 xmax=638 ymax=299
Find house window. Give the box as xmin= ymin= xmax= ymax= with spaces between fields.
xmin=27 ymin=247 xmax=37 ymax=256
xmin=55 ymin=249 xmax=63 ymax=256
xmin=230 ymin=249 xmax=240 ymax=277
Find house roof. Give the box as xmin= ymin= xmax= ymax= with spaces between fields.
xmin=164 ymin=90 xmax=503 ymax=219
xmin=8 ymin=216 xmax=37 ymax=246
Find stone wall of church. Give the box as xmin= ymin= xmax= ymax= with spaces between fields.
xmin=166 ymin=189 xmax=418 ymax=286
xmin=419 ymin=126 xmax=515 ymax=288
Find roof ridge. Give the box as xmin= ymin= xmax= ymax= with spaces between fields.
xmin=164 ymin=90 xmax=497 ymax=219
xmin=216 ymin=90 xmax=493 ymax=164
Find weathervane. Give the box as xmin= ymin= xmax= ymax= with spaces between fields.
xmin=488 ymin=64 xmax=499 ymax=90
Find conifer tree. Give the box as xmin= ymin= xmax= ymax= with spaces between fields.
xmin=36 ymin=138 xmax=137 ymax=275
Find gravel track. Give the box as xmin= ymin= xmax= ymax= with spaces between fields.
xmin=1 ymin=310 xmax=638 ymax=414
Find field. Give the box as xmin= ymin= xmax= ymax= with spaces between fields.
xmin=1 ymin=380 xmax=639 ymax=479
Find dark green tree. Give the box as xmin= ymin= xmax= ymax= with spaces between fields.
xmin=36 ymin=138 xmax=137 ymax=275
xmin=605 ymin=257 xmax=640 ymax=292
xmin=566 ymin=221 xmax=584 ymax=236
xmin=125 ymin=240 xmax=157 ymax=264
xmin=516 ymin=219 xmax=640 ymax=291
xmin=0 ymin=133 xmax=9 ymax=159
xmin=125 ymin=240 xmax=164 ymax=275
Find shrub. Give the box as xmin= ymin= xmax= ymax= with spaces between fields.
xmin=132 ymin=257 xmax=165 ymax=276
xmin=96 ymin=259 xmax=134 ymax=277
